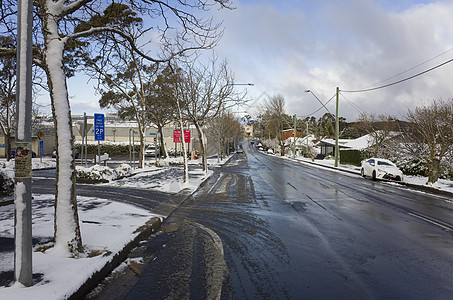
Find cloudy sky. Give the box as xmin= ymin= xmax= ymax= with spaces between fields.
xmin=61 ymin=0 xmax=453 ymax=122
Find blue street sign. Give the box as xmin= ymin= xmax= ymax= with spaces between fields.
xmin=94 ymin=113 xmax=105 ymax=141
xmin=39 ymin=140 xmax=44 ymax=156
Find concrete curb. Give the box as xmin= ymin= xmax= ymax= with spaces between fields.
xmin=69 ymin=157 xmax=232 ymax=299
xmin=69 ymin=217 xmax=163 ymax=300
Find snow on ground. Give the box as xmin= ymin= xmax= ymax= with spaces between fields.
xmin=0 ymin=194 xmax=159 ymax=299
xmin=282 ymin=154 xmax=453 ymax=196
xmin=0 ymin=155 xmax=230 ymax=299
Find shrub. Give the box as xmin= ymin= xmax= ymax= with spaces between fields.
xmin=0 ymin=170 xmax=13 ymax=197
xmin=76 ymin=164 xmax=132 ymax=183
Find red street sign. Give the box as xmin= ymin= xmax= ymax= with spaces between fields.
xmin=173 ymin=130 xmax=191 ymax=143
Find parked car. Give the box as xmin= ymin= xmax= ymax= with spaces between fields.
xmin=145 ymin=146 xmax=160 ymax=157
xmin=361 ymin=158 xmax=403 ymax=181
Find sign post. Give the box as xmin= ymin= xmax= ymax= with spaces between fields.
xmin=94 ymin=114 xmax=105 ymax=165
xmin=38 ymin=130 xmax=44 ymax=163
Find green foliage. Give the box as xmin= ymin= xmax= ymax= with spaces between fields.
xmin=339 ymin=149 xmax=362 ymax=166
xmin=75 ymin=4 xmax=142 ymax=32
xmin=75 ymin=143 xmax=150 ymax=155
xmin=340 ymin=126 xmax=361 ymax=139
xmin=340 ymin=148 xmax=372 ymax=166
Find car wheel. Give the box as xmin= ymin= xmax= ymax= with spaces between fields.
xmin=360 ymin=168 xmax=365 ymax=177
xmin=372 ymin=170 xmax=377 ymax=181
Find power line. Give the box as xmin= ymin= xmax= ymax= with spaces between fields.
xmin=342 ymin=57 xmax=453 ymax=93
xmin=299 ymin=94 xmax=336 ymax=118
xmin=363 ymin=46 xmax=453 ymax=89
xmin=339 ymin=92 xmax=366 ymax=115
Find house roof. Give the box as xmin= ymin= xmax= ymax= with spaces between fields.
xmin=315 ymin=134 xmax=374 ymax=150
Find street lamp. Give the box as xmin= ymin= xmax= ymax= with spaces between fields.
xmin=231 ymin=83 xmax=254 ymax=86
xmin=305 ymin=90 xmax=332 ymax=115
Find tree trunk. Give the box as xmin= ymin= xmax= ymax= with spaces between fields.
xmin=195 ymin=122 xmax=207 ymax=172
xmin=175 ymin=100 xmax=188 ymax=182
xmin=5 ymin=132 xmax=11 ymax=161
xmin=158 ymin=125 xmax=168 ymax=159
xmin=44 ymin=18 xmax=82 ymax=255
xmin=138 ymin=129 xmax=145 ymax=168
xmin=427 ymin=157 xmax=441 ymax=184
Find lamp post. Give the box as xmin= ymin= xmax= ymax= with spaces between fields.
xmin=304 ymin=90 xmax=332 ymax=114
xmin=335 ymin=87 xmax=339 ymax=167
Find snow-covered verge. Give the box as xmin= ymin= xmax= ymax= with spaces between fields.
xmin=278 ymin=153 xmax=453 ymax=196
xmin=0 ymin=155 xmax=230 ymax=298
xmin=0 ymin=194 xmax=160 ymax=299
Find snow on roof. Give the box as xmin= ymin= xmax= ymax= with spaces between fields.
xmin=344 ymin=134 xmax=374 ymax=150
xmin=314 ymin=134 xmax=374 ymax=150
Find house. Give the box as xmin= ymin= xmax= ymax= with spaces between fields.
xmin=242 ymin=124 xmax=254 ymax=137
xmin=314 ymin=134 xmax=375 ymax=156
xmin=281 ymin=129 xmax=304 ymax=140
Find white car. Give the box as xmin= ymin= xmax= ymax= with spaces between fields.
xmin=145 ymin=146 xmax=160 ymax=157
xmin=361 ymin=158 xmax=403 ymax=182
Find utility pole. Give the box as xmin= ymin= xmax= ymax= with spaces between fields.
xmin=15 ymin=0 xmax=33 ymax=286
xmin=335 ymin=87 xmax=340 ymax=167
xmin=293 ymin=114 xmax=296 ymax=158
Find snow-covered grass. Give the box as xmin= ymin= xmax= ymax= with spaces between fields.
xmin=280 ymin=153 xmax=453 ymax=195
xmin=0 ymin=154 xmax=230 ymax=299
xmin=0 ymin=194 xmax=160 ymax=299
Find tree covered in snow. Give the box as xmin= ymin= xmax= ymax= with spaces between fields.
xmin=402 ymin=98 xmax=453 ymax=184
xmin=0 ymin=0 xmax=231 ymax=255
xmin=356 ymin=113 xmax=398 ymax=157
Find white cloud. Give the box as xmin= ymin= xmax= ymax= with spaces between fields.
xmin=213 ymin=0 xmax=453 ymax=121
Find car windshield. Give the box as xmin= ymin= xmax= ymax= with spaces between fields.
xmin=377 ymin=161 xmax=393 ymax=166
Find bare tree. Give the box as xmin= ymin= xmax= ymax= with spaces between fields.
xmin=0 ymin=36 xmax=15 ymax=160
xmin=174 ymin=56 xmax=243 ymax=171
xmin=356 ymin=113 xmax=398 ymax=157
xmin=0 ymin=0 xmax=231 ymax=255
xmin=263 ymin=95 xmax=286 ymax=156
xmin=403 ymin=98 xmax=453 ymax=184
xmin=221 ymin=111 xmax=242 ymax=155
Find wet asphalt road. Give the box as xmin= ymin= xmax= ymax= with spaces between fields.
xmin=93 ymin=144 xmax=453 ymax=300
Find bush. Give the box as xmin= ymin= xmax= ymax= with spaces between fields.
xmin=339 ymin=149 xmax=362 ymax=166
xmin=76 ymin=164 xmax=132 ymax=183
xmin=0 ymin=170 xmax=13 ymax=197
xmin=394 ymin=156 xmax=428 ymax=177
xmin=75 ymin=142 xmax=154 ymax=156
xmin=339 ymin=149 xmax=372 ymax=166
